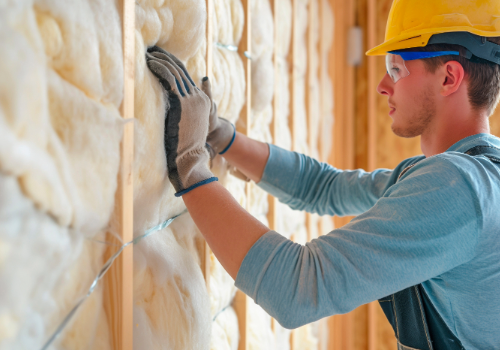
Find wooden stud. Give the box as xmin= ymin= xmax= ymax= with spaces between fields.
xmin=233 ymin=289 xmax=249 ymax=350
xmin=195 ymin=235 xmax=211 ymax=290
xmin=366 ymin=0 xmax=378 ymax=347
xmin=289 ymin=0 xmax=303 ymax=347
xmin=267 ymin=0 xmax=278 ymax=235
xmin=328 ymin=0 xmax=355 ymax=172
xmin=318 ymin=0 xmax=335 ymax=231
xmin=326 ymin=0 xmax=356 ymax=348
xmin=268 ymin=0 xmax=280 ymax=339
xmin=305 ymin=0 xmax=315 ymax=242
xmin=104 ymin=0 xmax=134 ymax=349
xmin=319 ymin=0 xmax=328 ymax=166
xmin=235 ymin=0 xmax=251 ymax=348
xmin=289 ymin=0 xmax=296 ymax=347
xmin=330 ymin=0 xmax=355 ymax=223
xmin=201 ymin=0 xmax=214 ymax=293
xmin=315 ymin=0 xmax=336 ymax=346
xmin=238 ymin=0 xmax=251 ymax=239
xmin=288 ymin=0 xmax=297 ymax=144
xmin=306 ymin=0 xmax=317 ymax=160
xmin=237 ymin=0 xmax=252 ymax=140
xmin=367 ymin=0 xmax=377 ymax=173
xmin=367 ymin=302 xmax=378 ymax=350
xmin=303 ymin=17 xmax=324 ymax=333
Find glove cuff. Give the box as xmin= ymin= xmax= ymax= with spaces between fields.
xmin=219 ymin=125 xmax=236 ymax=155
xmin=207 ymin=118 xmax=236 ymax=154
xmin=170 ymin=147 xmax=217 ymax=196
xmin=174 ymin=177 xmax=218 ymax=197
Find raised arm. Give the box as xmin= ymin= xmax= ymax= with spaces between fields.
xmin=258 ymin=144 xmax=424 ymax=217
xmin=211 ymin=129 xmax=422 ymax=217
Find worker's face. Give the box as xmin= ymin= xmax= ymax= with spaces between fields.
xmin=377 ymin=59 xmax=437 ymax=138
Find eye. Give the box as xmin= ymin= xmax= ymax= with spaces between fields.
xmin=391 ymin=66 xmax=400 ymax=73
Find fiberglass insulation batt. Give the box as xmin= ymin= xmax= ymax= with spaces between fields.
xmin=0 ymin=0 xmax=123 ymax=348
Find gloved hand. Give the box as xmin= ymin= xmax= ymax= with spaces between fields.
xmin=146 ymin=47 xmax=217 ymax=196
xmin=200 ymin=79 xmax=236 ymax=155
xmin=200 ymin=79 xmax=250 ymax=182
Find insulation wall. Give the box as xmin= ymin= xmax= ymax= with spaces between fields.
xmin=0 ymin=0 xmax=336 ymax=349
xmin=0 ymin=1 xmax=123 ymax=348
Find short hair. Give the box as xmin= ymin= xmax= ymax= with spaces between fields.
xmin=403 ymin=37 xmax=500 ymax=116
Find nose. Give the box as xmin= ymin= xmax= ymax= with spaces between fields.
xmin=377 ymin=73 xmax=394 ymax=96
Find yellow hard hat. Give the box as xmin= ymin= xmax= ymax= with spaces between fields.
xmin=366 ymin=0 xmax=500 ymax=56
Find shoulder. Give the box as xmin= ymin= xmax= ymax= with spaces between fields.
xmin=415 ymin=151 xmax=499 ymax=187
xmin=399 ymin=151 xmax=496 ymax=182
xmin=396 ymin=152 xmax=491 ymax=225
xmin=386 ymin=153 xmax=485 ymax=210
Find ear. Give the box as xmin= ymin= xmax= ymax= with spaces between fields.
xmin=440 ymin=61 xmax=465 ymax=97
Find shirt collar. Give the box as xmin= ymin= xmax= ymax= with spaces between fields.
xmin=446 ymin=133 xmax=500 ymax=153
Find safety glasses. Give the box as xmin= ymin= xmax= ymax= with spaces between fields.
xmin=386 ymin=51 xmax=460 ymax=83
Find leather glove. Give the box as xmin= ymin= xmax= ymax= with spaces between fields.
xmin=146 ymin=47 xmax=217 ymax=196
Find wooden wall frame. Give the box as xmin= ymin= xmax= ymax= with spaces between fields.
xmin=233 ymin=0 xmax=252 ymax=348
xmin=327 ymin=0 xmax=355 ymax=348
xmin=201 ymin=0 xmax=213 ymax=293
xmin=104 ymin=0 xmax=135 ymax=349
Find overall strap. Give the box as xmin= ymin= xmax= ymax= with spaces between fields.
xmin=378 ymin=144 xmax=500 ymax=349
xmin=379 ymin=285 xmax=466 ymax=350
xmin=465 ymin=145 xmax=500 ymax=163
xmin=378 ymin=286 xmax=435 ymax=350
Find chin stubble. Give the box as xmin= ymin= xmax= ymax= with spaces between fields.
xmin=392 ymin=88 xmax=435 ymax=138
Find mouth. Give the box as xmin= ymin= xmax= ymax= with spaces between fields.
xmin=389 ymin=106 xmax=396 ymax=116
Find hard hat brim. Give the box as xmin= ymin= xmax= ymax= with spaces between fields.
xmin=366 ymin=27 xmax=500 ymax=56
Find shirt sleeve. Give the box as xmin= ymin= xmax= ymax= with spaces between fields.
xmin=237 ymin=155 xmax=481 ymax=329
xmin=258 ymin=144 xmax=423 ymax=216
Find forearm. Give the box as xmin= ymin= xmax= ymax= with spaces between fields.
xmin=221 ymin=132 xmax=270 ymax=183
xmin=183 ymin=181 xmax=270 ymax=279
xmin=257 ymin=145 xmax=396 ymax=216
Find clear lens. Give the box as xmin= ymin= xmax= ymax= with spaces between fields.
xmin=386 ymin=53 xmax=410 ymax=83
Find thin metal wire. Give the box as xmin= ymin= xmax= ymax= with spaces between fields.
xmin=40 ymin=210 xmax=188 ymax=350
xmin=214 ymin=42 xmax=252 ymax=60
xmin=215 ymin=42 xmax=238 ymax=52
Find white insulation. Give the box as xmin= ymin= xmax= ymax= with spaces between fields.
xmin=0 ymin=0 xmax=334 ymax=348
xmin=0 ymin=0 xmax=123 ymax=348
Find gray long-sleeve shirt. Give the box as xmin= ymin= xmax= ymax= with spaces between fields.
xmin=235 ymin=133 xmax=500 ymax=349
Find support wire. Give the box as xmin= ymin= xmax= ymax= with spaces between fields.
xmin=40 ymin=210 xmax=188 ymax=350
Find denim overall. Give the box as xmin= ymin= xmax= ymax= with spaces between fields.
xmin=378 ymin=145 xmax=500 ymax=350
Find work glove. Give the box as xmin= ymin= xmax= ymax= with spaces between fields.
xmin=146 ymin=47 xmax=217 ymax=196
xmin=201 ymin=83 xmax=236 ymax=155
xmin=200 ymin=79 xmax=250 ymax=182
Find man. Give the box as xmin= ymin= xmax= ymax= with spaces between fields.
xmin=146 ymin=0 xmax=500 ymax=348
